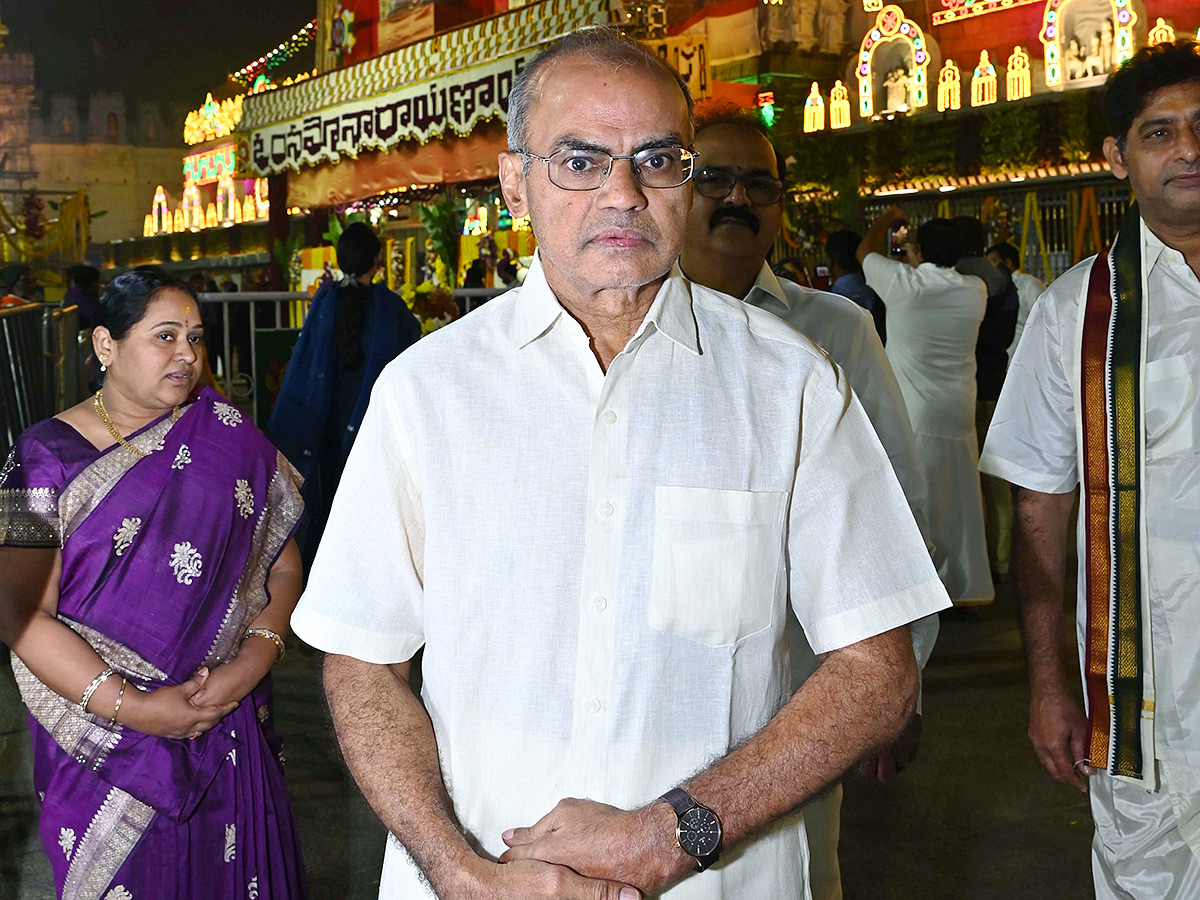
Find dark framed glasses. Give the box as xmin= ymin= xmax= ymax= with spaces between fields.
xmin=519 ymin=146 xmax=698 ymax=191
xmin=692 ymin=168 xmax=785 ymax=206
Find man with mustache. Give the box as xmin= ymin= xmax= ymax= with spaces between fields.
xmin=679 ymin=111 xmax=937 ymax=900
xmin=981 ymin=40 xmax=1200 ymax=898
xmin=293 ymin=27 xmax=949 ymax=900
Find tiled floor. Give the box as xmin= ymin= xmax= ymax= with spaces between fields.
xmin=1 ymin=584 xmax=1092 ymax=899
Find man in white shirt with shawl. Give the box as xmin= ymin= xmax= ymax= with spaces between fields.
xmin=981 ymin=40 xmax=1200 ymax=898
xmin=291 ymin=27 xmax=950 ymax=900
xmin=859 ymin=214 xmax=993 ymax=605
xmin=679 ymin=111 xmax=938 ymax=900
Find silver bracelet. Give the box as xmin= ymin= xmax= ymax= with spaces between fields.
xmin=80 ymin=667 xmax=114 ymax=711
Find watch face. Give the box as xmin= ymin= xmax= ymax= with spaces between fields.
xmin=678 ymin=806 xmax=721 ymax=857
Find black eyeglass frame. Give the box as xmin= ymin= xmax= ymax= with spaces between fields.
xmin=516 ymin=147 xmax=700 ymax=192
xmin=692 ymin=168 xmax=786 ymax=206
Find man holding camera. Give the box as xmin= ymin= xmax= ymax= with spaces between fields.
xmin=859 ymin=212 xmax=993 ymax=606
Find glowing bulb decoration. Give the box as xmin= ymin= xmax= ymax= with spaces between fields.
xmin=758 ymin=92 xmax=776 ymax=128
xmin=856 ymin=6 xmax=929 ymax=118
xmin=1040 ymin=0 xmax=1136 ymax=87
xmin=803 ymin=83 xmax=826 ymax=132
xmin=1148 ymin=18 xmax=1174 ymax=45
xmin=830 ymin=81 xmax=851 ymax=129
xmin=1006 ymin=46 xmax=1032 ymax=101
xmin=972 ymin=51 xmax=997 ymax=106
xmin=937 ymin=59 xmax=961 ymax=112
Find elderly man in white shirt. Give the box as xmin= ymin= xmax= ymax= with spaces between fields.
xmin=292 ymin=28 xmax=950 ymax=900
xmin=858 ymin=212 xmax=992 ymax=606
xmin=981 ymin=41 xmax=1200 ymax=899
xmin=679 ymin=112 xmax=938 ymax=900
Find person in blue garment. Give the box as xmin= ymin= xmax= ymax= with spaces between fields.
xmin=269 ymin=222 xmax=421 ymax=568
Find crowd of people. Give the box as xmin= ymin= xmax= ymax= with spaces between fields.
xmin=0 ymin=27 xmax=1197 ymax=900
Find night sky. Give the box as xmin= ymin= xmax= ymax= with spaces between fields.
xmin=5 ymin=0 xmax=315 ymax=105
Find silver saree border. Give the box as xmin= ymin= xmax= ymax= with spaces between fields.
xmin=61 ymin=785 xmax=155 ymax=900
xmin=203 ymin=452 xmax=304 ymax=666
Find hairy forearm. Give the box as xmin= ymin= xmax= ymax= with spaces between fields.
xmin=323 ymin=654 xmax=476 ymax=895
xmin=1013 ymin=488 xmax=1076 ymax=691
xmin=682 ymin=626 xmax=918 ymax=848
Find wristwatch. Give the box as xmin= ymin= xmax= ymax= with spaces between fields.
xmin=659 ymin=787 xmax=722 ymax=871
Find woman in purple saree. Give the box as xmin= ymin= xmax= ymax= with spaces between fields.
xmin=0 ymin=268 xmax=308 ymax=900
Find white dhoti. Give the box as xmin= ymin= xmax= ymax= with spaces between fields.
xmin=1090 ymin=764 xmax=1200 ymax=899
xmin=913 ymin=431 xmax=993 ymax=604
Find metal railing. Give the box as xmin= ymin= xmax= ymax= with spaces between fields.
xmin=197 ymin=288 xmax=507 ymax=426
xmin=1 ymin=303 xmax=86 ymax=455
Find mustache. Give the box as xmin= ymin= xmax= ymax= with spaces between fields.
xmin=709 ymin=205 xmax=760 ymax=234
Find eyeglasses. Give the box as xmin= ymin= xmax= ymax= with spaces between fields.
xmin=518 ymin=146 xmax=698 ymax=191
xmin=692 ymin=168 xmax=785 ymax=206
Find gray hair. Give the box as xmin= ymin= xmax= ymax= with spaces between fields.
xmin=506 ymin=26 xmax=695 ymax=158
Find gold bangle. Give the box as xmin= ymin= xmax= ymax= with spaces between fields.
xmin=108 ymin=677 xmax=127 ymax=727
xmin=80 ymin=668 xmax=114 ymax=711
xmin=243 ymin=627 xmax=285 ymax=662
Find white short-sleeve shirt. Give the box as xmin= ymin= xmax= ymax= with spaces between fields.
xmin=293 ymin=253 xmax=950 ymax=899
xmin=980 ymin=220 xmax=1200 ymax=769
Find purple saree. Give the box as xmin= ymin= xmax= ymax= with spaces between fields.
xmin=0 ymin=388 xmax=308 ymax=900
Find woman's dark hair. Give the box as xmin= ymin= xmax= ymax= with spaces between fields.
xmin=91 ymin=265 xmax=197 ymax=388
xmin=1104 ymin=40 xmax=1200 ymax=151
xmin=333 ymin=222 xmax=383 ymax=369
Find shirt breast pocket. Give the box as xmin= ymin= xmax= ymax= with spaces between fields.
xmin=1145 ymin=356 xmax=1195 ymax=459
xmin=649 ymin=486 xmax=789 ymax=648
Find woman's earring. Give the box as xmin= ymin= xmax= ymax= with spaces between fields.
xmin=99 ymin=357 xmax=108 ymax=372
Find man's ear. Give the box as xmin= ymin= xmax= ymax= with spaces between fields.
xmin=1102 ymin=136 xmax=1129 ymax=180
xmin=498 ymin=151 xmax=529 ymax=217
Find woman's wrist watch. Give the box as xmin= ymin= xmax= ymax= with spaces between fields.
xmin=659 ymin=787 xmax=722 ymax=871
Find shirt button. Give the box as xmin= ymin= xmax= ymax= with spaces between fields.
xmin=598 ymin=502 xmax=614 ymax=518
xmin=601 ymin=409 xmax=617 ymax=424
xmin=592 ymin=596 xmax=608 ymax=613
xmin=586 ymin=697 xmax=602 ymax=714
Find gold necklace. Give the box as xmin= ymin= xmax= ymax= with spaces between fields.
xmin=93 ymin=388 xmax=181 ymax=458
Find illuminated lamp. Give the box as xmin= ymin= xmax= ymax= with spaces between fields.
xmin=758 ymin=91 xmax=776 ymax=128
xmin=1006 ymin=46 xmax=1032 ymax=101
xmin=254 ymin=178 xmax=270 ymax=216
xmin=1148 ymin=18 xmax=1174 ymax=45
xmin=856 ymin=6 xmax=930 ymax=118
xmin=830 ymin=81 xmax=851 ymax=129
xmin=242 ymin=195 xmax=257 ymax=222
xmin=972 ymin=51 xmax=998 ymax=106
xmin=937 ymin=59 xmax=962 ymax=112
xmin=174 ymin=208 xmax=186 ymax=232
xmin=863 ymin=0 xmax=882 ymax=10
xmin=216 ymin=175 xmax=235 ymax=223
xmin=183 ymin=183 xmax=204 ymax=230
xmin=205 ymin=204 xmax=219 ymax=229
xmin=150 ymin=185 xmax=172 ymax=235
xmin=143 ymin=214 xmax=154 ymax=237
xmin=803 ymin=83 xmax=826 ymax=132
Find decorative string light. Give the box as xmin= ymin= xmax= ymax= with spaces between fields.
xmin=757 ymin=92 xmax=776 ymax=128
xmin=856 ymin=6 xmax=929 ymax=119
xmin=1147 ymin=17 xmax=1174 ymax=45
xmin=230 ymin=20 xmax=317 ymax=88
xmin=937 ymin=59 xmax=961 ymax=112
xmin=830 ymin=81 xmax=851 ymax=129
xmin=1006 ymin=46 xmax=1031 ymax=101
xmin=803 ymin=83 xmax=826 ymax=133
xmin=971 ymin=50 xmax=998 ymax=106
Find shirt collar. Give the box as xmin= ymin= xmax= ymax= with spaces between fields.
xmin=1140 ymin=217 xmax=1185 ymax=273
xmin=511 ymin=252 xmax=565 ymax=349
xmin=515 ymin=252 xmax=700 ymax=355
